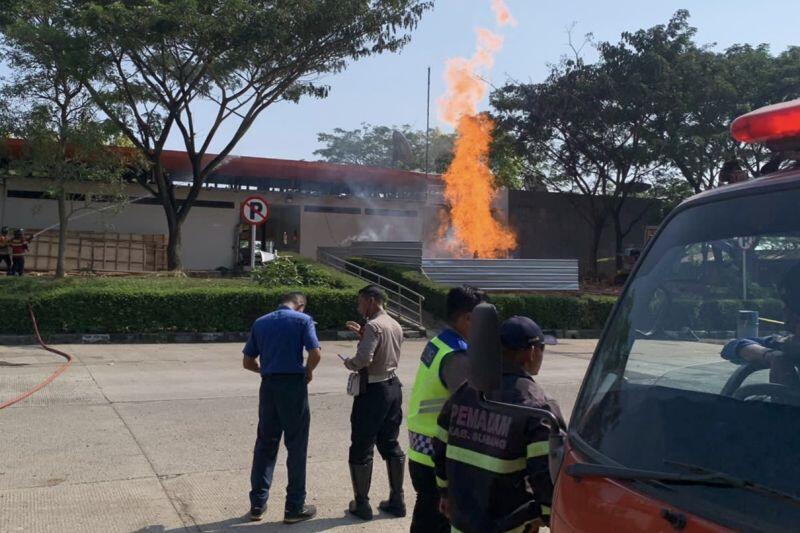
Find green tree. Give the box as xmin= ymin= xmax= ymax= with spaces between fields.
xmin=492 ymin=66 xmax=614 ymax=278
xmin=5 ymin=0 xmax=432 ymax=270
xmin=1 ymin=0 xmax=131 ymax=278
xmin=584 ymin=11 xmax=697 ymax=269
xmin=655 ymin=33 xmax=800 ymax=192
xmin=314 ymin=123 xmax=454 ymax=174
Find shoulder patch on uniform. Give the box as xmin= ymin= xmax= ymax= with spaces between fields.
xmin=420 ymin=342 xmax=438 ymax=367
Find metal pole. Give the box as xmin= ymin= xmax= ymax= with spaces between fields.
xmin=250 ymin=224 xmax=256 ymax=269
xmin=742 ymin=249 xmax=747 ymax=301
xmin=425 ymin=66 xmax=431 ymax=177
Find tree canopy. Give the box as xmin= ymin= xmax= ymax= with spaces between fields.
xmin=492 ymin=10 xmax=800 ymax=276
xmin=2 ymin=0 xmax=433 ymax=269
xmin=1 ymin=0 xmax=131 ymax=277
xmin=314 ymin=123 xmax=454 ymax=173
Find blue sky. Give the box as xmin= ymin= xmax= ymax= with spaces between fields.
xmin=5 ymin=1 xmax=800 ymax=161
xmin=203 ymin=0 xmax=799 ymax=161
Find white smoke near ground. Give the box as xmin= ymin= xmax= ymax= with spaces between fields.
xmin=334 ymin=181 xmax=425 ymax=246
xmin=340 ymin=223 xmax=419 ymax=246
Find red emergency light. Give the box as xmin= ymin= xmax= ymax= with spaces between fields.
xmin=731 ymin=99 xmax=800 ymax=144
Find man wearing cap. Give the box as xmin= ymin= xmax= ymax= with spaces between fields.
xmin=432 ymin=316 xmax=564 ymax=533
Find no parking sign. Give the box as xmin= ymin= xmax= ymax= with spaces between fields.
xmin=240 ymin=195 xmax=269 ymax=226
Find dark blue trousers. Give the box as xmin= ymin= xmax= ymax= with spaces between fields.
xmin=249 ymin=374 xmax=310 ymax=513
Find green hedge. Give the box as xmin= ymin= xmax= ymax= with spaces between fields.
xmin=0 ymin=278 xmax=360 ymax=335
xmin=349 ymin=258 xmax=616 ymax=330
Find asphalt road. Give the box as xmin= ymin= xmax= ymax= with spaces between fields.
xmin=0 ymin=338 xmax=596 ymax=532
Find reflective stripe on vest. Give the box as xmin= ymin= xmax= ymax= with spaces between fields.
xmin=408 ymin=335 xmax=453 ymax=466
xmin=526 ymin=440 xmax=549 ymax=459
xmin=445 ymin=444 xmax=526 ymax=474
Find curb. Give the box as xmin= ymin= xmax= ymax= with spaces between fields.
xmin=0 ymin=328 xmax=427 ymax=346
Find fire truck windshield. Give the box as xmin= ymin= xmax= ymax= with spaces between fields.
xmin=571 ymin=184 xmax=800 ymax=529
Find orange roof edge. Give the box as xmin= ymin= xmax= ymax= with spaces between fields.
xmin=2 ymin=138 xmax=441 ymax=186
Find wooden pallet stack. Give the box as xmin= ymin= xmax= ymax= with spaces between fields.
xmin=26 ymin=229 xmax=168 ymax=273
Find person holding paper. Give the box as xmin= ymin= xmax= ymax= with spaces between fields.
xmin=242 ymin=292 xmax=321 ymax=524
xmin=342 ymin=285 xmax=406 ymax=521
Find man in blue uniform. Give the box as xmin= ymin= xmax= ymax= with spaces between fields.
xmin=242 ymin=292 xmax=322 ymax=524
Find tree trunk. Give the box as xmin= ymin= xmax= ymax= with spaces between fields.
xmin=149 ymin=164 xmax=183 ymax=271
xmin=55 ymin=192 xmax=68 ymax=278
xmin=165 ymin=208 xmax=182 ymax=271
xmin=587 ymin=222 xmax=604 ymax=281
xmin=612 ymin=210 xmax=624 ymax=272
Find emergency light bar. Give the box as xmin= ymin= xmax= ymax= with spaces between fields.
xmin=731 ymin=99 xmax=800 ymax=144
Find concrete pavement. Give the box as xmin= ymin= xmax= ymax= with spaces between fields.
xmin=0 ymin=339 xmax=596 ymax=532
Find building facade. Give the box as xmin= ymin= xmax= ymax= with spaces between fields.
xmin=0 ymin=147 xmax=441 ymax=271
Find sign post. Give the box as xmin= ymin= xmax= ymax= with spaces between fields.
xmin=737 ymin=236 xmax=756 ymax=301
xmin=240 ymin=195 xmax=269 ymax=269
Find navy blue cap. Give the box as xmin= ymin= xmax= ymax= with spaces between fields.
xmin=500 ymin=316 xmax=557 ymax=349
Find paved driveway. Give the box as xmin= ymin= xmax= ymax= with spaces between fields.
xmin=0 ymin=338 xmax=596 ymax=532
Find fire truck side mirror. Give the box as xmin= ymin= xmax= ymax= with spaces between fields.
xmin=468 ymin=303 xmax=567 ymax=483
xmin=467 ymin=303 xmax=503 ymax=393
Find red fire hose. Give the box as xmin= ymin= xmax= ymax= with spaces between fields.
xmin=0 ymin=306 xmax=74 ymax=410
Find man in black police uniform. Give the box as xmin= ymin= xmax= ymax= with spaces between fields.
xmin=342 ymin=285 xmax=406 ymax=521
xmin=433 ymin=316 xmax=563 ymax=533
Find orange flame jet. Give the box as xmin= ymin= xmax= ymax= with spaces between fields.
xmin=436 ymin=1 xmax=516 ymax=258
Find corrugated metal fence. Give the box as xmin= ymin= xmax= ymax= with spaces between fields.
xmin=421 ymin=259 xmax=579 ymax=291
xmin=318 ymin=241 xmax=422 ymax=268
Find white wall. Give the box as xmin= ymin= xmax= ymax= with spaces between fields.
xmin=3 ymin=178 xmax=428 ymax=270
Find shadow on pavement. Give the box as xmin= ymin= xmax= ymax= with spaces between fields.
xmin=0 ymin=360 xmax=30 ymax=366
xmin=136 ymin=510 xmax=403 ymax=532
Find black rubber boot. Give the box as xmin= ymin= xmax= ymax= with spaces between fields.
xmin=379 ymin=455 xmax=407 ymax=517
xmin=348 ymin=462 xmax=374 ymax=521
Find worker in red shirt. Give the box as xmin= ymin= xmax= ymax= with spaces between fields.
xmin=9 ymin=229 xmax=31 ymax=276
xmin=0 ymin=227 xmax=12 ymax=275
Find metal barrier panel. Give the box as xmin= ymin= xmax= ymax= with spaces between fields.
xmin=318 ymin=241 xmax=422 ymax=269
xmin=421 ymin=259 xmax=579 ymax=291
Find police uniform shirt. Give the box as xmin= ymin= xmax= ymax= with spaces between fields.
xmin=344 ymin=310 xmax=403 ymax=382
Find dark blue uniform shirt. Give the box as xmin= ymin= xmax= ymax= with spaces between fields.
xmin=243 ymin=305 xmax=320 ymax=375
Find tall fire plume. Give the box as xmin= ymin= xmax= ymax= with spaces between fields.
xmin=435 ymin=0 xmax=516 ymax=258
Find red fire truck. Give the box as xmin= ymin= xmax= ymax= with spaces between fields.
xmin=472 ymin=99 xmax=800 ymax=532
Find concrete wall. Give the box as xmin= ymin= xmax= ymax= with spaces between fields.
xmin=299 ymin=203 xmax=423 ymax=258
xmin=1 ymin=177 xmax=428 ymax=270
xmin=507 ymin=190 xmax=661 ymax=277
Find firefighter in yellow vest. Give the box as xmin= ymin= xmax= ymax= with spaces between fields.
xmin=407 ymin=286 xmax=487 ymax=532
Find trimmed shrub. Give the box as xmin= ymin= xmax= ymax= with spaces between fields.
xmin=0 ymin=278 xmax=360 ymax=335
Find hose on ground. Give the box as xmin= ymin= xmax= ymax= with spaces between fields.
xmin=0 ymin=306 xmax=73 ymax=410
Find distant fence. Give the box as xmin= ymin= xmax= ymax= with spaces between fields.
xmin=421 ymin=258 xmax=579 ymax=291
xmin=26 ymin=230 xmax=168 ymax=272
xmin=318 ymin=241 xmax=422 ymax=269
